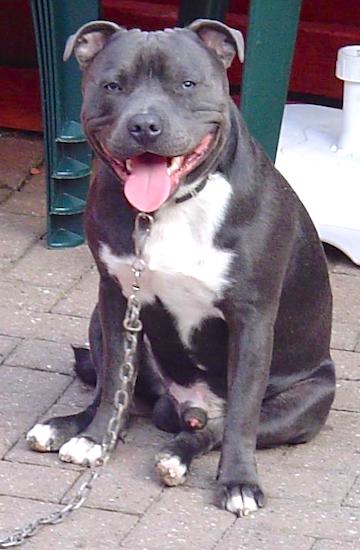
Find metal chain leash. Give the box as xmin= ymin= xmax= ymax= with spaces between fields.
xmin=0 ymin=212 xmax=154 ymax=548
xmin=100 ymin=212 xmax=153 ymax=464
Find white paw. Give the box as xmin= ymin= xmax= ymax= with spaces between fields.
xmin=26 ymin=424 xmax=57 ymax=452
xmin=225 ymin=486 xmax=260 ymax=517
xmin=155 ymin=453 xmax=187 ymax=486
xmin=59 ymin=437 xmax=103 ymax=466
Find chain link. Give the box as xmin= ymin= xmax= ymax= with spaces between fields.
xmin=0 ymin=212 xmax=154 ymax=548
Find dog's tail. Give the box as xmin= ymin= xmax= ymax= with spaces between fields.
xmin=72 ymin=346 xmax=97 ymax=386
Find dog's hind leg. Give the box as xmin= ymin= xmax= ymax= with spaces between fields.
xmin=71 ymin=303 xmax=102 ymax=386
xmin=256 ymin=359 xmax=336 ymax=448
xmin=72 ymin=346 xmax=97 ymax=386
xmin=155 ymin=417 xmax=224 ymax=486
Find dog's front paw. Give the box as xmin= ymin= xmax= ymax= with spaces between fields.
xmin=155 ymin=453 xmax=188 ymax=486
xmin=26 ymin=423 xmax=63 ymax=452
xmin=217 ymin=483 xmax=265 ymax=517
xmin=59 ymin=437 xmax=103 ymax=466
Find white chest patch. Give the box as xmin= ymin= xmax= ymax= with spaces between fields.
xmin=100 ymin=172 xmax=233 ymax=345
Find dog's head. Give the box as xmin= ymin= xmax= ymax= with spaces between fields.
xmin=64 ymin=19 xmax=244 ymax=211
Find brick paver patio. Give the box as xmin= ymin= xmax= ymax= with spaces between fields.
xmin=0 ymin=131 xmax=359 ymax=549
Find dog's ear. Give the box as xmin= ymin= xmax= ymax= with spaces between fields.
xmin=188 ymin=19 xmax=244 ymax=68
xmin=63 ymin=20 xmax=122 ymax=69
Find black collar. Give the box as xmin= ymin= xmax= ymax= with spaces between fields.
xmin=175 ymin=178 xmax=208 ymax=204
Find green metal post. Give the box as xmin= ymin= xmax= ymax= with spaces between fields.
xmin=240 ymin=0 xmax=302 ymax=160
xmin=31 ymin=0 xmax=100 ymax=248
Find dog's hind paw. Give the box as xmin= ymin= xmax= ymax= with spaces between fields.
xmin=155 ymin=453 xmax=187 ymax=486
xmin=26 ymin=423 xmax=61 ymax=452
xmin=217 ymin=483 xmax=265 ymax=517
xmin=59 ymin=437 xmax=103 ymax=466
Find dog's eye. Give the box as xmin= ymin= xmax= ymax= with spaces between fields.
xmin=104 ymin=82 xmax=122 ymax=91
xmin=182 ymin=80 xmax=196 ymax=89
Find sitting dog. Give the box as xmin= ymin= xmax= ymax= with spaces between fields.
xmin=27 ymin=19 xmax=335 ymax=516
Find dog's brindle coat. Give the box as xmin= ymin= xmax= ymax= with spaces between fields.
xmin=27 ymin=20 xmax=335 ymax=515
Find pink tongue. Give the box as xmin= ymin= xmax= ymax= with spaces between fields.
xmin=124 ymin=154 xmax=171 ymax=212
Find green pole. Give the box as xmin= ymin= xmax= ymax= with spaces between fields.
xmin=240 ymin=0 xmax=302 ymax=160
xmin=31 ymin=0 xmax=100 ymax=248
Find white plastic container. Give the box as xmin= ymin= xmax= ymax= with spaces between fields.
xmin=275 ymin=45 xmax=360 ymax=265
xmin=335 ymin=45 xmax=360 ymax=157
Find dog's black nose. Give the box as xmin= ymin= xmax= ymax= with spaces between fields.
xmin=127 ymin=113 xmax=163 ymax=144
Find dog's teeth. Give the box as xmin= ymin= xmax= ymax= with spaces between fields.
xmin=167 ymin=156 xmax=182 ymax=175
xmin=125 ymin=159 xmax=133 ymax=172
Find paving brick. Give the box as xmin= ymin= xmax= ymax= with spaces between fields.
xmin=209 ymin=497 xmax=360 ymax=543
xmin=72 ymin=268 xmax=99 ymax=293
xmin=0 ymin=184 xmax=46 ymax=217
xmin=270 ymin=410 xmax=360 ymax=474
xmin=330 ymin=273 xmax=360 ymax=324
xmin=343 ymin=475 xmax=360 ymax=508
xmin=333 ymin=380 xmax=360 ymax=412
xmin=312 ymin=540 xmax=359 ymax=550
xmin=0 ymin=495 xmax=137 ymax=550
xmin=214 ymin=526 xmax=314 ymax=550
xmin=0 ymin=460 xmax=79 ymax=503
xmin=0 ymin=281 xmax=60 ymax=312
xmin=65 ymin=444 xmax=163 ymax=515
xmin=51 ymin=268 xmax=98 ymax=318
xmin=0 ymin=212 xmax=44 ymax=269
xmin=0 ymin=366 xmax=72 ymax=458
xmin=4 ymin=242 xmax=94 ymax=288
xmin=331 ymin=320 xmax=359 ymax=351
xmin=0 ymin=335 xmax=21 ymax=364
xmin=0 ymin=307 xmax=89 ymax=345
xmin=21 ymin=170 xmax=46 ymax=193
xmin=332 ymin=350 xmax=360 ymax=381
xmin=0 ymin=187 xmax=12 ymax=203
xmin=4 ymin=338 xmax=75 ymax=375
xmin=39 ymin=377 xmax=94 ymax=420
xmin=262 ymin=463 xmax=352 ymax=504
xmin=261 ymin=498 xmax=359 ymax=541
xmin=121 ymin=486 xmax=234 ymax=550
xmin=0 ymin=134 xmax=43 ymax=191
xmin=354 ymin=339 xmax=360 ymax=353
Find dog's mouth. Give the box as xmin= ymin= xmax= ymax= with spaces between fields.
xmin=101 ymin=133 xmax=215 ymax=212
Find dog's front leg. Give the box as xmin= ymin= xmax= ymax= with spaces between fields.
xmin=217 ymin=304 xmax=274 ymax=516
xmin=60 ymin=276 xmax=137 ymax=466
xmin=86 ymin=275 xmax=138 ymax=441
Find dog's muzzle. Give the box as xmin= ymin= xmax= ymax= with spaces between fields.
xmin=101 ymin=132 xmax=216 ymax=212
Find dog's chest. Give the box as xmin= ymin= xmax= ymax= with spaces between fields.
xmin=100 ymin=173 xmax=233 ymax=344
